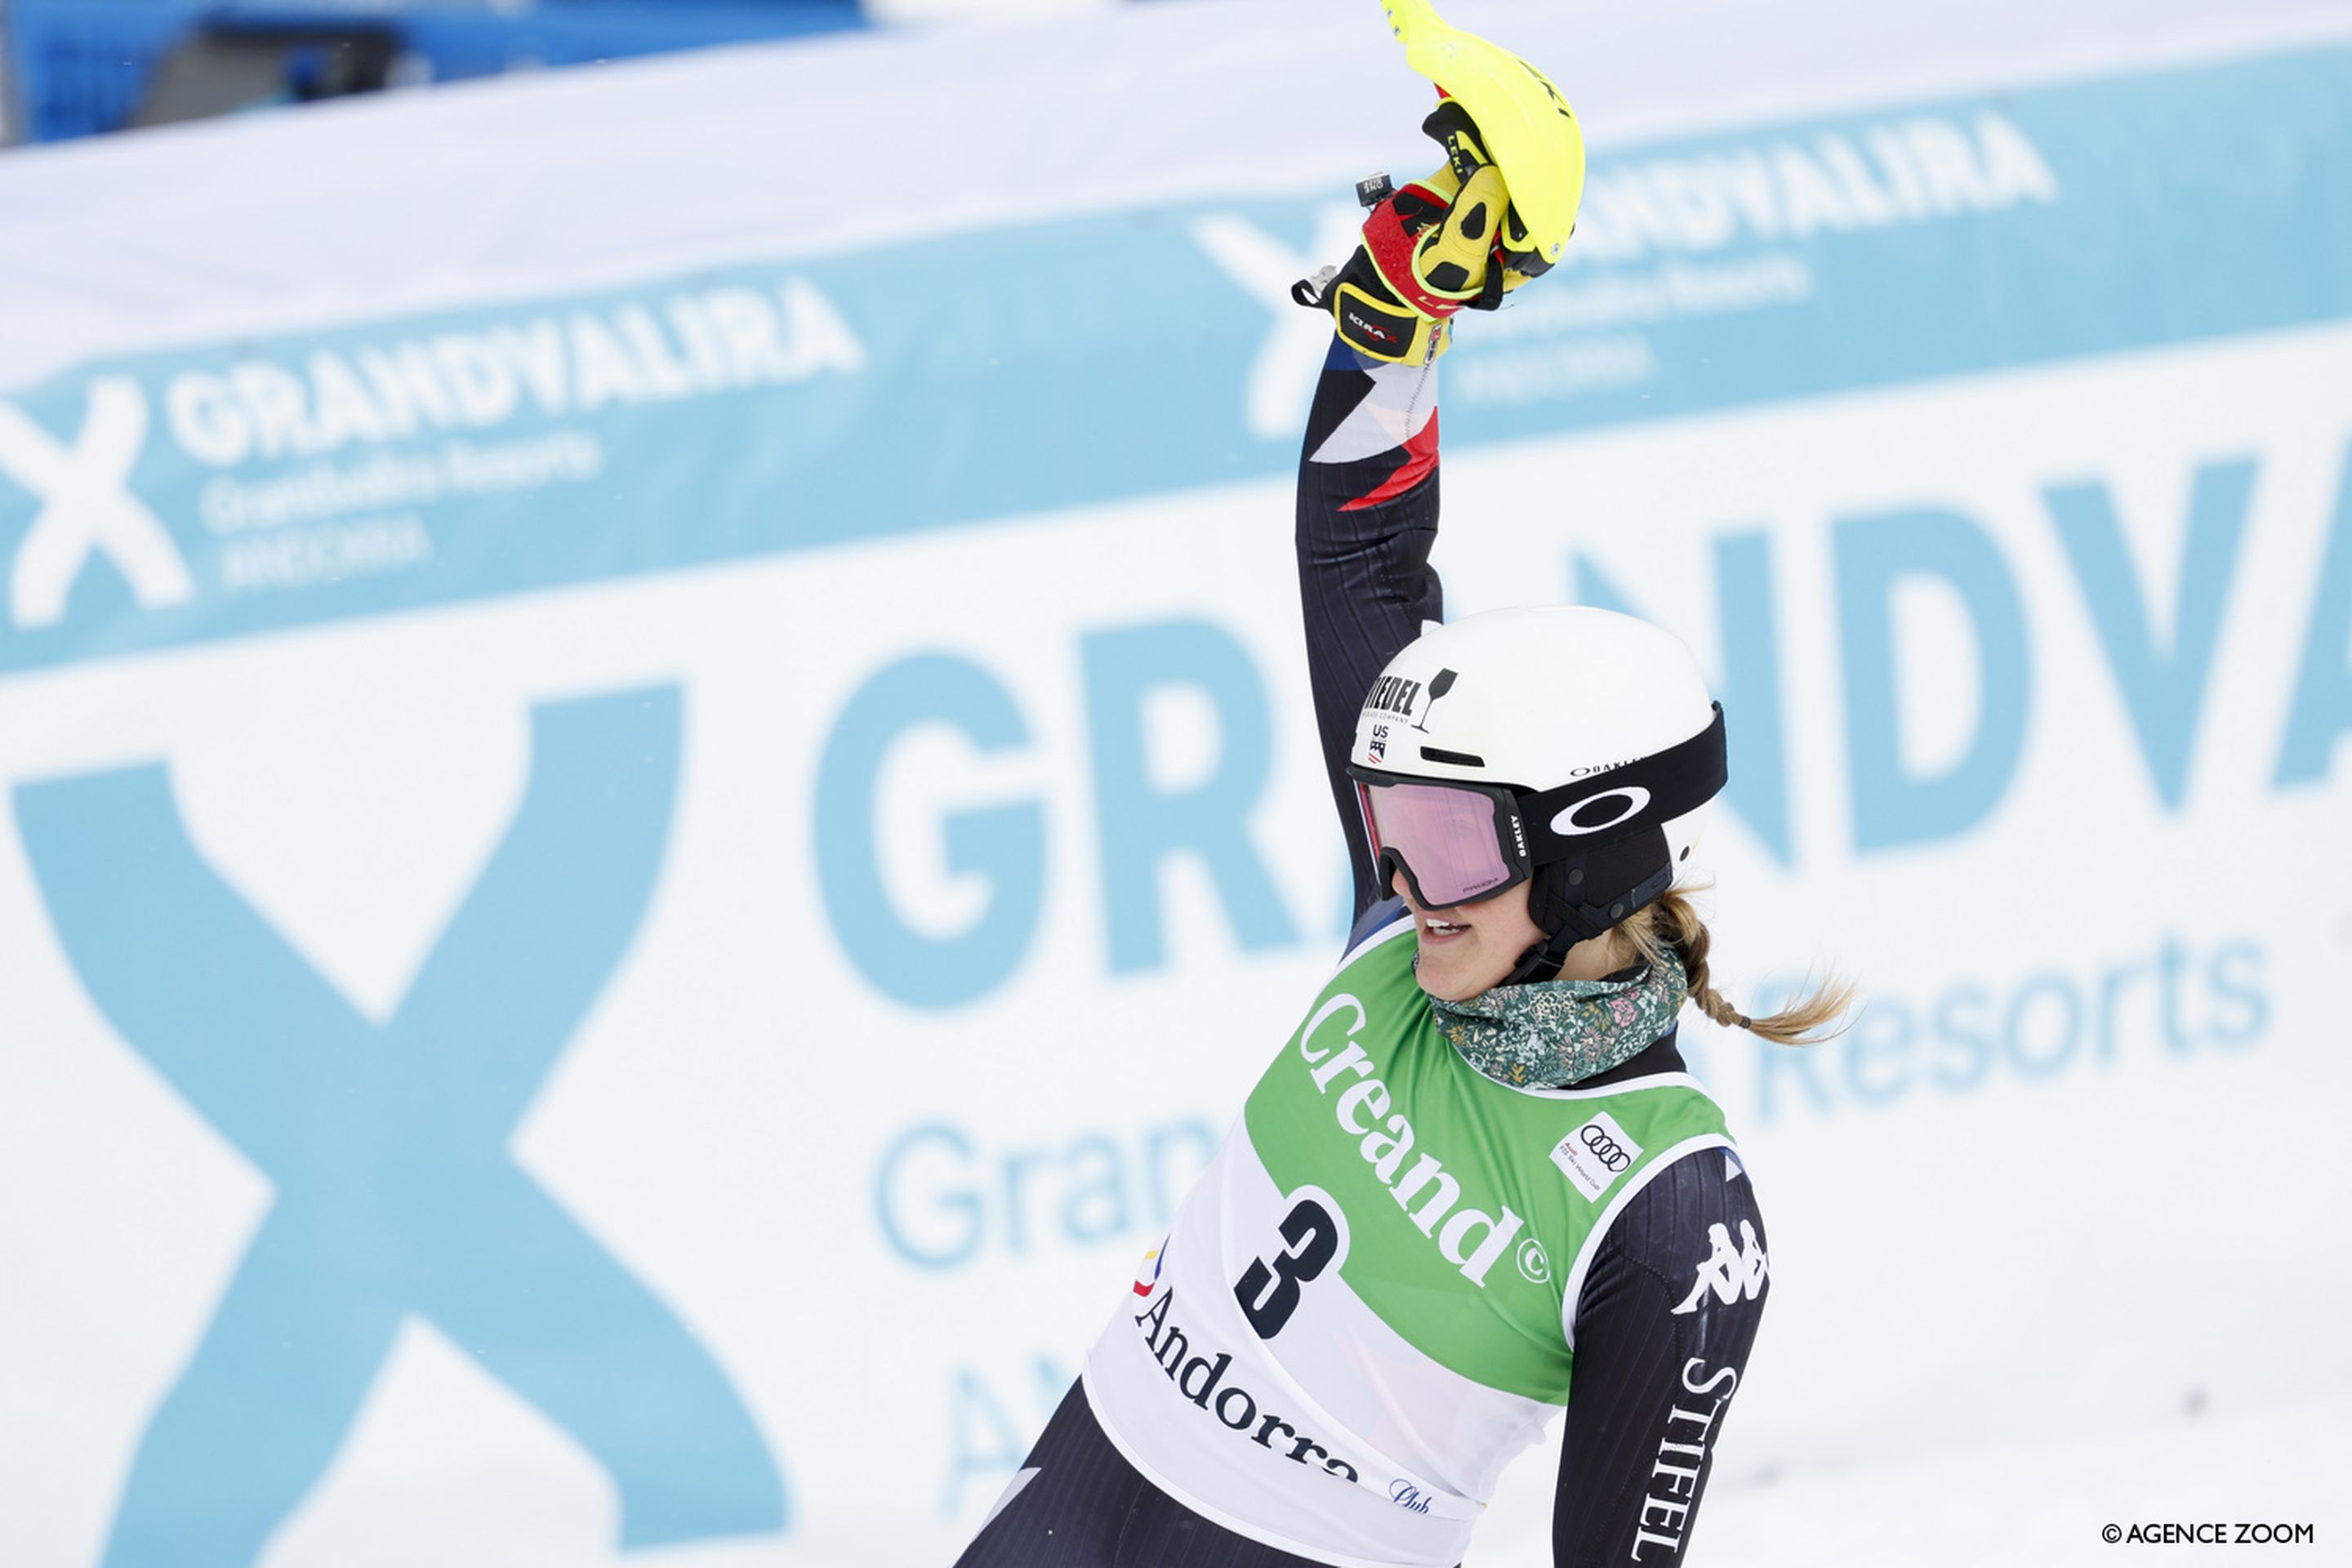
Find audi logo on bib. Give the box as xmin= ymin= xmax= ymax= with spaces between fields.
xmin=1550 ymin=1111 xmax=1646 ymax=1201
xmin=1579 ymin=1123 xmax=1633 ymax=1173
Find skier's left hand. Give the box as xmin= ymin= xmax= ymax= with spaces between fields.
xmin=1298 ymin=100 xmax=1552 ymax=365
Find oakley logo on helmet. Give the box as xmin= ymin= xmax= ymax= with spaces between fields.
xmin=1548 ymin=785 xmax=1652 ymax=836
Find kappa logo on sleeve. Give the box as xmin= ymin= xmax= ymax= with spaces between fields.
xmin=1671 ymin=1219 xmax=1770 ymax=1315
xmin=1548 ymin=1111 xmax=1642 ymax=1200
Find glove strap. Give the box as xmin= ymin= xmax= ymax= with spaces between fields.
xmin=1361 ymin=195 xmax=1472 ymax=321
xmin=1330 ymin=273 xmax=1438 ymax=363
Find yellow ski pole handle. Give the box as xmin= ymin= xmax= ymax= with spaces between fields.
xmin=1379 ymin=0 xmax=1586 ymax=265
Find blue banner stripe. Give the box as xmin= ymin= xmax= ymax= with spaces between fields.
xmin=1 ymin=42 xmax=2347 ymax=676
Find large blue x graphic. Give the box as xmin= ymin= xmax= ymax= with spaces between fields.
xmin=15 ymin=686 xmax=786 ymax=1566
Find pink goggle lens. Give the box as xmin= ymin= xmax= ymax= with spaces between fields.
xmin=1358 ymin=781 xmax=1513 ymax=907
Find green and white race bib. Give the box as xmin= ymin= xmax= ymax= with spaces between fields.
xmin=1085 ymin=918 xmax=1736 ymax=1567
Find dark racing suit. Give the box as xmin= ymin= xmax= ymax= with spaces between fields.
xmin=955 ymin=337 xmax=1770 ymax=1568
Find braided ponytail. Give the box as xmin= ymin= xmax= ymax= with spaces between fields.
xmin=1618 ymin=887 xmax=1854 ymax=1046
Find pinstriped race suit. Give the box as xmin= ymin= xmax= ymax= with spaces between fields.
xmin=955 ymin=336 xmax=1771 ymax=1568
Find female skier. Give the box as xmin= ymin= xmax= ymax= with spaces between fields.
xmin=954 ymin=69 xmax=1848 ymax=1568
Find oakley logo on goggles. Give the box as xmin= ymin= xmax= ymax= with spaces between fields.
xmin=1348 ymin=704 xmax=1726 ymax=910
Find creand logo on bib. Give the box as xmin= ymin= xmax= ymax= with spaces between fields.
xmin=1549 ymin=1111 xmax=1642 ymax=1201
xmin=1294 ymin=993 xmax=1526 ymax=1289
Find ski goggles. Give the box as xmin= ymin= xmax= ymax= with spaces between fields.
xmin=1351 ymin=774 xmax=1532 ymax=910
xmin=1348 ymin=703 xmax=1729 ymax=911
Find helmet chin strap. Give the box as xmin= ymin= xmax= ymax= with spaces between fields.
xmin=1505 ymin=831 xmax=1677 ymax=987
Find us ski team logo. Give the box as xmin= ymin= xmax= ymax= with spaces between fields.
xmin=1671 ymin=1219 xmax=1768 ymax=1315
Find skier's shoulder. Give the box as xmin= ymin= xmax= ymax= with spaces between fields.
xmin=1339 ymin=896 xmax=1412 ymax=963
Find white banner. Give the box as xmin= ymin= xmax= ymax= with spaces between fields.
xmin=2 ymin=3 xmax=2349 ymax=1565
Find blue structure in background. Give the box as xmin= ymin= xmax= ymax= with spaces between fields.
xmin=4 ymin=0 xmax=870 ymax=145
xmin=15 ymin=686 xmax=791 ymax=1562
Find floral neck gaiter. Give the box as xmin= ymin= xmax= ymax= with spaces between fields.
xmin=1428 ymin=946 xmax=1688 ymax=1089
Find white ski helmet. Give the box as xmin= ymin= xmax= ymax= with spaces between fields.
xmin=1347 ymin=606 xmax=1726 ymax=978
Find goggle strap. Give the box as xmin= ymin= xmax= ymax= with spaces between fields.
xmin=1519 ymin=703 xmax=1726 ymax=862
xmin=1509 ymin=848 xmax=1678 ymax=985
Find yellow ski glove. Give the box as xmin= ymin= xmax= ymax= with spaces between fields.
xmin=1296 ymin=101 xmax=1546 ymax=365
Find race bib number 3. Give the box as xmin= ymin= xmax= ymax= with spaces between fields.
xmin=1235 ymin=1188 xmax=1351 ymax=1339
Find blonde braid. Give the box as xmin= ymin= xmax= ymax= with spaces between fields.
xmin=1618 ymin=887 xmax=1854 ymax=1046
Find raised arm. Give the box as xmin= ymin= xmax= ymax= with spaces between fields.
xmin=1295 ymin=342 xmax=1445 ymax=921
xmin=1292 ymin=95 xmax=1558 ymax=928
